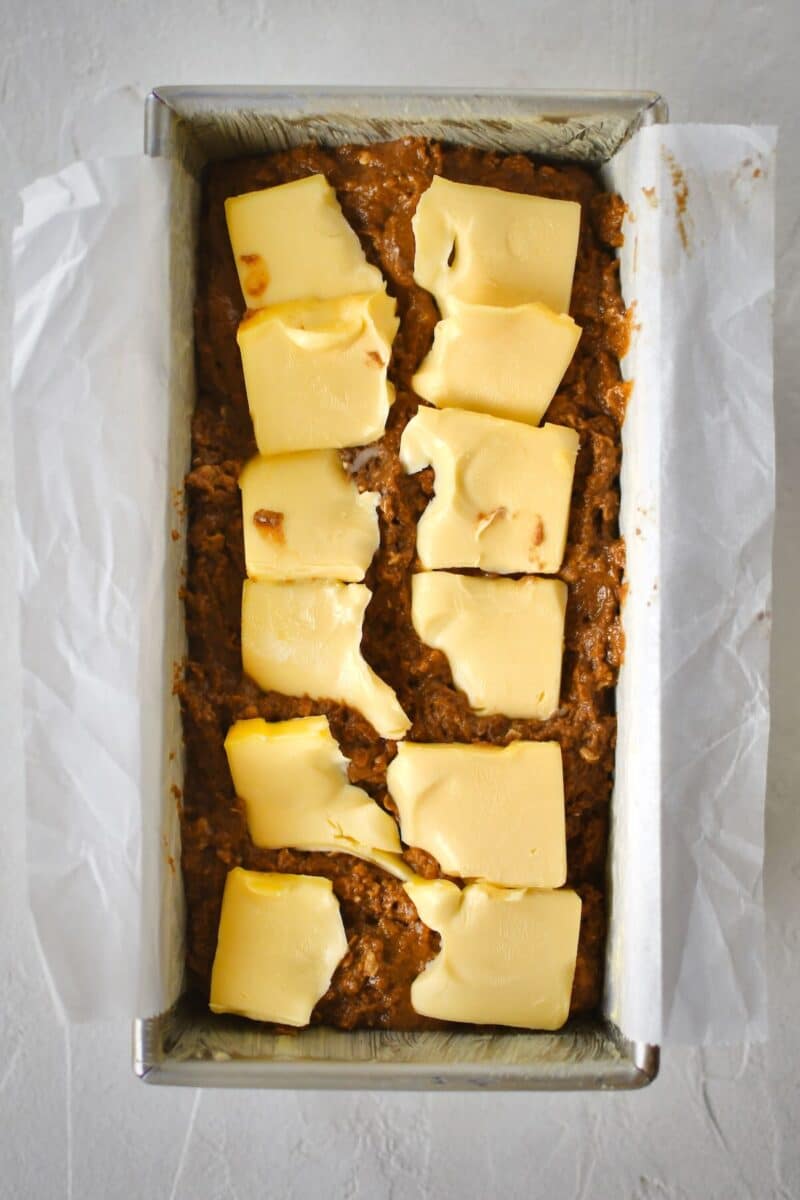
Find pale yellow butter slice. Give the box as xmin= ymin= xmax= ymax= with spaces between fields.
xmin=225 ymin=173 xmax=384 ymax=309
xmin=210 ymin=868 xmax=348 ymax=1026
xmin=242 ymin=579 xmax=411 ymax=740
xmin=237 ymin=292 xmax=398 ymax=455
xmin=412 ymin=299 xmax=581 ymax=425
xmin=400 ymin=407 xmax=579 ymax=574
xmin=225 ymin=715 xmax=401 ymax=859
xmin=411 ymin=572 xmax=567 ymax=720
xmin=404 ymin=879 xmax=581 ymax=1029
xmin=387 ymin=741 xmax=566 ymax=888
xmin=239 ymin=451 xmax=379 ymax=582
xmin=413 ymin=176 xmax=581 ymax=316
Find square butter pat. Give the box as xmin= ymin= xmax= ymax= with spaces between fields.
xmin=225 ymin=173 xmax=384 ymax=309
xmin=210 ymin=868 xmax=348 ymax=1026
xmin=237 ymin=292 xmax=398 ymax=455
xmin=400 ymin=407 xmax=579 ymax=574
xmin=242 ymin=579 xmax=410 ymax=740
xmin=413 ymin=176 xmax=581 ymax=316
xmin=412 ymin=299 xmax=581 ymax=425
xmin=411 ymin=572 xmax=567 ymax=720
xmin=239 ymin=451 xmax=379 ymax=582
xmin=226 ymin=717 xmax=412 ymax=879
xmin=404 ymin=879 xmax=581 ymax=1030
xmin=387 ymin=741 xmax=566 ymax=888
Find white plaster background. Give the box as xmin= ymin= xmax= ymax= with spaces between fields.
xmin=0 ymin=1 xmax=798 ymax=1196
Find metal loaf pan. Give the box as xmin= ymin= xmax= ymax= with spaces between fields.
xmin=136 ymin=86 xmax=665 ymax=1090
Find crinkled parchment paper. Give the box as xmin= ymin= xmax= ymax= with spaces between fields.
xmin=11 ymin=125 xmax=775 ymax=1042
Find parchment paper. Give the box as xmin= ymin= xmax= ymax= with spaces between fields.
xmin=11 ymin=156 xmax=185 ymax=1021
xmin=614 ymin=124 xmax=777 ymax=1041
xmin=607 ymin=125 xmax=775 ymax=1043
xmin=11 ymin=125 xmax=776 ymax=1043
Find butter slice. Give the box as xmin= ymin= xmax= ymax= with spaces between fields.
xmin=225 ymin=174 xmax=384 ymax=309
xmin=413 ymin=176 xmax=581 ymax=316
xmin=237 ymin=292 xmax=398 ymax=455
xmin=239 ymin=451 xmax=379 ymax=582
xmin=404 ymin=879 xmax=581 ymax=1029
xmin=412 ymin=299 xmax=581 ymax=425
xmin=411 ymin=572 xmax=566 ymax=719
xmin=242 ymin=579 xmax=411 ymax=739
xmin=226 ymin=715 xmax=401 ymax=858
xmin=400 ymin=407 xmax=578 ymax=574
xmin=387 ymin=741 xmax=566 ymax=888
xmin=210 ymin=868 xmax=348 ymax=1026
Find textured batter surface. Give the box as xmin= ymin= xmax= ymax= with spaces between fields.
xmin=180 ymin=137 xmax=628 ymax=1030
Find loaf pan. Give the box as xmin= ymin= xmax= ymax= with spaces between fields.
xmin=136 ymin=86 xmax=665 ymax=1090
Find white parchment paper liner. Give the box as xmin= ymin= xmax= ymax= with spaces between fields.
xmin=11 ymin=157 xmax=186 ymax=1020
xmin=11 ymin=124 xmax=775 ymax=1042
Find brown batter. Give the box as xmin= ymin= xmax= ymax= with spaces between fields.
xmin=180 ymin=137 xmax=628 ymax=1030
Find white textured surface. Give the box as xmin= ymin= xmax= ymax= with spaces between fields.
xmin=0 ymin=3 xmax=798 ymax=1198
